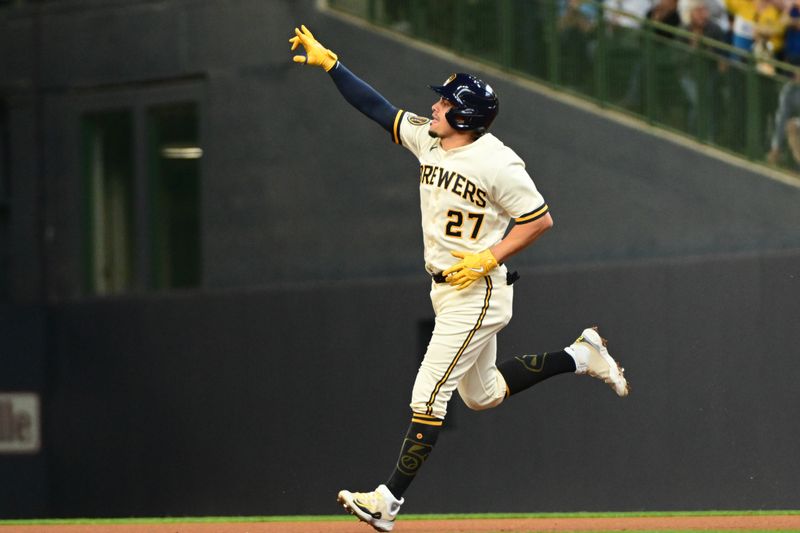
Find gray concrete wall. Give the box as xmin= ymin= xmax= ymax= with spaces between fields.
xmin=1 ymin=0 xmax=799 ymax=302
xmin=36 ymin=249 xmax=800 ymax=517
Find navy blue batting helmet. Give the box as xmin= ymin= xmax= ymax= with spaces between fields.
xmin=429 ymin=73 xmax=499 ymax=133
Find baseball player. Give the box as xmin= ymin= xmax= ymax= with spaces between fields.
xmin=289 ymin=25 xmax=629 ymax=532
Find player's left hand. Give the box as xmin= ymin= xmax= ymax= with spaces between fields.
xmin=289 ymin=24 xmax=339 ymax=72
xmin=442 ymin=249 xmax=498 ymax=290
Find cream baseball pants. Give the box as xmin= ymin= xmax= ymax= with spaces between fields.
xmin=410 ymin=271 xmax=513 ymax=420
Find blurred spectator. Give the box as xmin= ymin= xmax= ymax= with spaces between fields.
xmin=683 ymin=0 xmax=729 ymax=44
xmin=560 ymin=0 xmax=599 ymax=33
xmin=679 ymin=0 xmax=731 ymax=35
xmin=768 ymin=67 xmax=800 ymax=166
xmin=605 ymin=0 xmax=657 ymax=28
xmin=603 ymin=1 xmax=657 ymax=108
xmin=559 ymin=0 xmax=600 ymax=91
xmin=679 ymin=0 xmax=729 ymax=132
xmin=782 ymin=0 xmax=800 ymax=65
xmin=648 ymin=0 xmax=682 ymax=38
xmin=726 ymin=0 xmax=786 ymax=62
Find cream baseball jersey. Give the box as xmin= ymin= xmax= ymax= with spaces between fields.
xmin=390 ymin=110 xmax=550 ymax=274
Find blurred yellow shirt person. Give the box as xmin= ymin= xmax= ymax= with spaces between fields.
xmin=726 ymin=0 xmax=786 ymax=56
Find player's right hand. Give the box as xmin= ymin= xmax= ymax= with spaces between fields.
xmin=289 ymin=25 xmax=339 ymax=72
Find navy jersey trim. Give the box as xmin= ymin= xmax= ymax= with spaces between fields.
xmin=514 ymin=203 xmax=549 ymax=224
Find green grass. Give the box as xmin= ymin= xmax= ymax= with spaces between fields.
xmin=2 ymin=509 xmax=799 ymax=525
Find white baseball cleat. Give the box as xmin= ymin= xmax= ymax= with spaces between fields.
xmin=566 ymin=326 xmax=629 ymax=397
xmin=337 ymin=484 xmax=403 ymax=532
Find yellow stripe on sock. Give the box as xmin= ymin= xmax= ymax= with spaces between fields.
xmin=412 ymin=417 xmax=443 ymax=426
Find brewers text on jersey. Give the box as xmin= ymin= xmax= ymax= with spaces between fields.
xmin=418 ymin=164 xmax=488 ymax=208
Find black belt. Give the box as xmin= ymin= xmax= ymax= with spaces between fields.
xmin=431 ymin=272 xmax=448 ymax=283
xmin=431 ymin=271 xmax=519 ymax=285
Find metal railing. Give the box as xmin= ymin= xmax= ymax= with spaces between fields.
xmin=328 ymin=0 xmax=800 ymax=173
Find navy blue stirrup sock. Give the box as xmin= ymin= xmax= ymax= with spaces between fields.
xmin=497 ymin=350 xmax=576 ymax=396
xmin=385 ymin=415 xmax=442 ymax=498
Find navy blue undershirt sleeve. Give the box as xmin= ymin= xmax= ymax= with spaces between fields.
xmin=328 ymin=61 xmax=399 ymax=133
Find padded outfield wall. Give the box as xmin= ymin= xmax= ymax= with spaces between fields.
xmin=1 ymin=0 xmax=799 ymax=519
xmin=23 ymin=249 xmax=798 ymax=517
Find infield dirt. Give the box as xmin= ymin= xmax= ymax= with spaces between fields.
xmin=3 ymin=514 xmax=800 ymax=533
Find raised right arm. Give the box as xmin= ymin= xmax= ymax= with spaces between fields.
xmin=290 ymin=25 xmax=399 ymax=133
xmin=327 ymin=62 xmax=399 ymax=134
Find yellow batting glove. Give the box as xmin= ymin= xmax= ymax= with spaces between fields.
xmin=289 ymin=24 xmax=338 ymax=72
xmin=442 ymin=249 xmax=498 ymax=290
